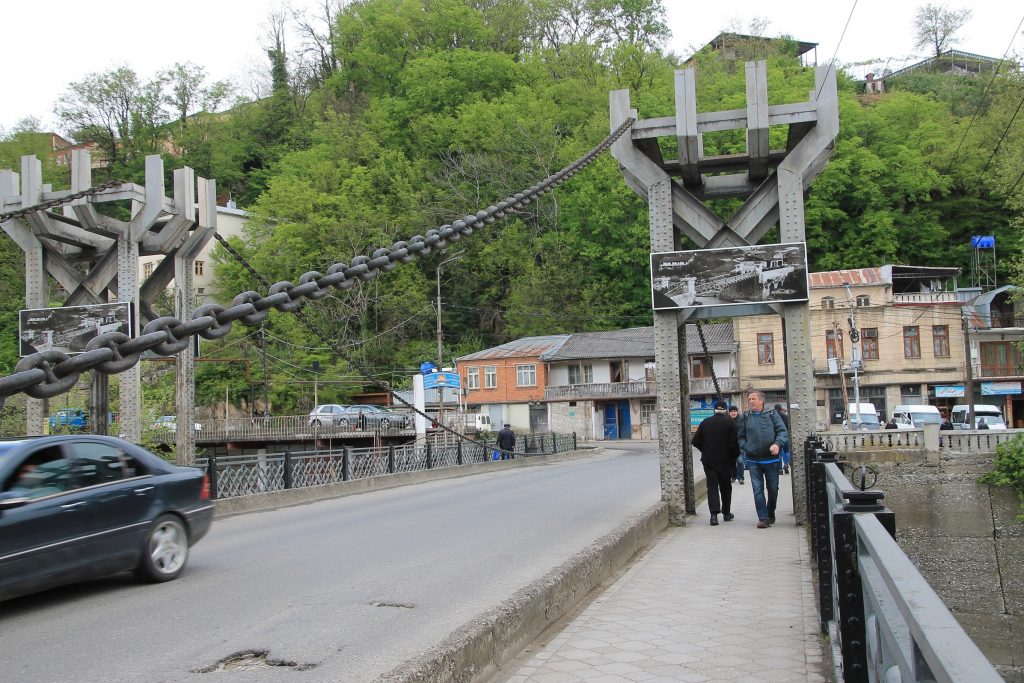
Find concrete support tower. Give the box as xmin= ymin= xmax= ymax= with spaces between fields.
xmin=610 ymin=62 xmax=839 ymax=524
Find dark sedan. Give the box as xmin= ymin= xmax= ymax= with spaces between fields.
xmin=0 ymin=435 xmax=214 ymax=602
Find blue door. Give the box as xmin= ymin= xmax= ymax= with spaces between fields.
xmin=603 ymin=403 xmax=618 ymax=439
xmin=616 ymin=400 xmax=631 ymax=439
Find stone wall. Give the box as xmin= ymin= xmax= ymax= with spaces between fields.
xmin=548 ymin=400 xmax=595 ymax=441
xmin=872 ymin=453 xmax=1023 ymax=681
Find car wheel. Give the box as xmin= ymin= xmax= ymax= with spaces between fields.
xmin=379 ymin=417 xmax=390 ymax=430
xmin=136 ymin=514 xmax=189 ymax=583
xmin=338 ymin=418 xmax=350 ymax=429
xmin=311 ymin=418 xmax=323 ymax=429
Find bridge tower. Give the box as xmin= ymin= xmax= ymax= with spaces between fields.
xmin=0 ymin=152 xmax=216 ymax=463
xmin=610 ymin=62 xmax=839 ymax=524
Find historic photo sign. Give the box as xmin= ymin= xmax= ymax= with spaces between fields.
xmin=651 ymin=243 xmax=809 ymax=311
xmin=19 ymin=302 xmax=132 ymax=356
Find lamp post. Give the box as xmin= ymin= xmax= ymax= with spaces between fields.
xmin=436 ymin=252 xmax=464 ymax=426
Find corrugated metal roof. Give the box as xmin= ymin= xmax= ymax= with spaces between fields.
xmin=540 ymin=323 xmax=734 ymax=361
xmin=456 ymin=335 xmax=570 ymax=361
xmin=809 ymin=268 xmax=885 ymax=289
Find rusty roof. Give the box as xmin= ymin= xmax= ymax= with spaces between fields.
xmin=456 ymin=335 xmax=570 ymax=362
xmin=809 ymin=268 xmax=885 ymax=289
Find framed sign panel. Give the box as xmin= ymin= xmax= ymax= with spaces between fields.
xmin=651 ymin=243 xmax=809 ymax=311
xmin=19 ymin=302 xmax=132 ymax=356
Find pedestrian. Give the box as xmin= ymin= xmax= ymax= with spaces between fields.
xmin=496 ymin=423 xmax=516 ymax=459
xmin=729 ymin=405 xmax=744 ymax=484
xmin=691 ymin=400 xmax=739 ymax=526
xmin=884 ymin=417 xmax=898 ymax=429
xmin=940 ymin=417 xmax=954 ymax=430
xmin=738 ymin=390 xmax=789 ymax=529
xmin=773 ymin=403 xmax=791 ymax=475
xmin=977 ymin=417 xmax=989 ymax=430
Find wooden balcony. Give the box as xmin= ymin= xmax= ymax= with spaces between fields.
xmin=544 ymin=377 xmax=739 ymax=402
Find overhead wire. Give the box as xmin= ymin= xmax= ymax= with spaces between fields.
xmin=815 ymin=0 xmax=859 ymax=102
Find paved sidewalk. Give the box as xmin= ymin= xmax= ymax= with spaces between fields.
xmin=498 ymin=475 xmax=826 ymax=683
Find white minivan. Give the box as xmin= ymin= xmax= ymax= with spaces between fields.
xmin=890 ymin=404 xmax=942 ymax=429
xmin=844 ymin=402 xmax=881 ymax=430
xmin=950 ymin=404 xmax=1006 ymax=430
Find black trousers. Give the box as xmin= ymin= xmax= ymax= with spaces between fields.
xmin=703 ymin=463 xmax=733 ymax=515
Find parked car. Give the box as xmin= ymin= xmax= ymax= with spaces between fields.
xmin=890 ymin=404 xmax=943 ymax=430
xmin=0 ymin=435 xmax=214 ymax=602
xmin=152 ymin=416 xmax=203 ymax=432
xmin=49 ymin=408 xmax=88 ymax=431
xmin=842 ymin=402 xmax=881 ymax=431
xmin=949 ymin=404 xmax=1007 ymax=430
xmin=307 ymin=404 xmax=351 ymax=428
xmin=343 ymin=405 xmax=410 ymax=430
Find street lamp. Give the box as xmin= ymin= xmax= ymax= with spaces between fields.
xmin=436 ymin=252 xmax=464 ymax=425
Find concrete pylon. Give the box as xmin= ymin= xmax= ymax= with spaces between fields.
xmin=610 ymin=62 xmax=839 ymax=524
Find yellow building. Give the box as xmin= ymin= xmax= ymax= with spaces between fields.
xmin=734 ymin=266 xmax=969 ymax=429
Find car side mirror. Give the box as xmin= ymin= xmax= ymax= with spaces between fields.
xmin=0 ymin=492 xmax=29 ymax=511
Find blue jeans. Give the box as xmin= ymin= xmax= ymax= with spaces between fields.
xmin=735 ymin=454 xmax=745 ymax=482
xmin=746 ymin=459 xmax=781 ymax=522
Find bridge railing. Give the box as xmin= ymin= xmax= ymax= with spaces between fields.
xmin=804 ymin=436 xmax=1001 ymax=682
xmin=195 ymin=432 xmax=579 ymax=499
xmin=152 ymin=413 xmax=417 ymax=443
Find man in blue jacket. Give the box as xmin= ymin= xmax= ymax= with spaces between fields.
xmin=738 ymin=390 xmax=789 ymax=528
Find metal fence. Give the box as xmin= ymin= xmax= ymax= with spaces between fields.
xmin=804 ymin=436 xmax=1001 ymax=682
xmin=195 ymin=432 xmax=578 ymax=500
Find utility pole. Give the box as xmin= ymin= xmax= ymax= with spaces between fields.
xmin=436 ymin=252 xmax=463 ymax=427
xmin=962 ymin=311 xmax=975 ymax=428
xmin=842 ymin=283 xmax=862 ymax=426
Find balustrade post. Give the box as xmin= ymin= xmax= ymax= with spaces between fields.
xmin=207 ymin=453 xmax=218 ymax=500
xmin=573 ymin=431 xmax=577 ymax=451
xmin=388 ymin=445 xmax=396 ymax=474
xmin=457 ymin=440 xmax=463 ymax=466
xmin=426 ymin=442 xmax=433 ymax=469
xmin=283 ymin=448 xmax=293 ymax=489
xmin=342 ymin=446 xmax=351 ymax=481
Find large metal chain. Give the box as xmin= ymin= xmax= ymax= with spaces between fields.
xmin=0 ymin=180 xmax=126 ymax=222
xmin=0 ymin=119 xmax=634 ymax=400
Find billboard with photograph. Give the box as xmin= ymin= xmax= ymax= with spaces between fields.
xmin=650 ymin=242 xmax=809 ymax=311
xmin=19 ymin=302 xmax=132 ymax=356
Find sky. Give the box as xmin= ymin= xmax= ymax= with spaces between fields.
xmin=2 ymin=0 xmax=1022 ymax=133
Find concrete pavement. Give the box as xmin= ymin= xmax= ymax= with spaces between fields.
xmin=497 ymin=473 xmax=826 ymax=683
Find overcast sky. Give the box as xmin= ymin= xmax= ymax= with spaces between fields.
xmin=2 ymin=0 xmax=1021 ymax=133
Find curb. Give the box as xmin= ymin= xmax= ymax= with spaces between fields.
xmin=377 ymin=475 xmax=709 ymax=683
xmin=212 ymin=447 xmax=605 ymax=519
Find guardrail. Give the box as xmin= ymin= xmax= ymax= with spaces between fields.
xmin=804 ymin=436 xmax=1001 ymax=682
xmin=195 ymin=432 xmax=578 ymax=499
xmin=151 ymin=414 xmax=417 ymax=443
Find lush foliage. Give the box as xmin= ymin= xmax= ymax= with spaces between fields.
xmin=2 ymin=0 xmax=1023 ymax=415
xmin=979 ymin=435 xmax=1024 ymax=520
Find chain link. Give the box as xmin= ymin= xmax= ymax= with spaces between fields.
xmin=0 ymin=119 xmax=634 ymax=400
xmin=0 ymin=180 xmax=126 ymax=223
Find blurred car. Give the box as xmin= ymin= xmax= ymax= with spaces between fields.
xmin=49 ymin=408 xmax=88 ymax=431
xmin=307 ymin=404 xmax=351 ymax=428
xmin=342 ymin=405 xmax=410 ymax=430
xmin=152 ymin=416 xmax=202 ymax=432
xmin=0 ymin=435 xmax=213 ymax=602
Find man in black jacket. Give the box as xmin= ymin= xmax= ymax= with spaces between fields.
xmin=496 ymin=423 xmax=516 ymax=459
xmin=691 ymin=400 xmax=740 ymax=526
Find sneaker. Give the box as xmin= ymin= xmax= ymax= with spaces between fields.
xmin=737 ymin=479 xmax=745 ymax=484
xmin=756 ymin=520 xmax=768 ymax=529
xmin=723 ymin=513 xmax=735 ymax=521
xmin=768 ymin=514 xmax=776 ymax=525
xmin=783 ymin=466 xmax=790 ymax=474
xmin=710 ymin=514 xmax=719 ymax=526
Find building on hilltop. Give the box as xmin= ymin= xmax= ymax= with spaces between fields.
xmin=861 ymin=49 xmax=1005 ymax=94
xmin=686 ymin=32 xmax=818 ymax=66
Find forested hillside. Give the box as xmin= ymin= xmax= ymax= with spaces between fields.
xmin=1 ymin=0 xmax=1021 ymax=414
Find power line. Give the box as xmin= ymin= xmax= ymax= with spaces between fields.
xmin=979 ymin=93 xmax=1024 ymax=177
xmin=815 ymin=0 xmax=859 ymax=102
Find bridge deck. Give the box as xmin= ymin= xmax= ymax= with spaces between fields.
xmin=501 ymin=476 xmax=825 ymax=682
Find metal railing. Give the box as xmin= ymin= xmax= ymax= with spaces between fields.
xmin=151 ymin=413 xmax=417 ymax=443
xmin=804 ymin=436 xmax=1001 ymax=682
xmin=824 ymin=430 xmax=923 ymax=451
xmin=195 ymin=432 xmax=578 ymax=499
xmin=939 ymin=428 xmax=1023 ymax=453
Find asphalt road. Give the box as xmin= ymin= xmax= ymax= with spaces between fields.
xmin=0 ymin=442 xmax=666 ymax=682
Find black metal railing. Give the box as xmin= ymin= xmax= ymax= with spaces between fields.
xmin=197 ymin=432 xmax=579 ymax=500
xmin=804 ymin=435 xmax=1001 ymax=682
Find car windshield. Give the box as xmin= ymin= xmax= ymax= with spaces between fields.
xmin=849 ymin=414 xmax=879 ymax=424
xmin=911 ymin=412 xmax=942 ymax=424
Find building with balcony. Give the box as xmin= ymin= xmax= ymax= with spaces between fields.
xmin=966 ymin=285 xmax=1024 ymax=427
xmin=540 ymin=324 xmax=736 ymax=441
xmin=736 ymin=265 xmax=968 ymax=429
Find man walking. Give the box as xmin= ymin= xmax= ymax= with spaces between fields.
xmin=729 ymin=405 xmax=744 ymax=484
xmin=738 ymin=390 xmax=789 ymax=529
xmin=691 ymin=400 xmax=739 ymax=526
xmin=496 ymin=423 xmax=516 ymax=460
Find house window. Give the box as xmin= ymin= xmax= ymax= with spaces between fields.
xmin=861 ymin=328 xmax=879 ymax=359
xmin=609 ymin=360 xmax=627 ymax=383
xmin=856 ymin=295 xmax=870 ymax=307
xmin=568 ymin=364 xmax=593 ymax=385
xmin=932 ymin=325 xmax=950 ymax=357
xmin=516 ymin=364 xmax=537 ymax=387
xmin=466 ymin=367 xmax=480 ymax=390
xmin=644 ymin=360 xmax=655 ymax=381
xmin=980 ymin=341 xmax=1020 ymax=376
xmin=484 ymin=366 xmax=497 ymax=389
xmin=826 ymin=329 xmax=844 ymax=359
xmin=757 ymin=333 xmax=774 ymax=364
xmin=903 ymin=326 xmax=921 ymax=358
xmin=143 ymin=262 xmax=155 ymax=278
xmin=194 ymin=261 xmax=205 ymax=276
xmin=821 ymin=296 xmax=835 ymax=309
xmin=690 ymin=357 xmax=711 ymax=377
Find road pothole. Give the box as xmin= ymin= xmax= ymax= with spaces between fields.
xmin=192 ymin=649 xmax=317 ymax=673
xmin=370 ymin=600 xmax=415 ymax=609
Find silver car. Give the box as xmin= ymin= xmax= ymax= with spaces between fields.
xmin=341 ymin=405 xmax=409 ymax=430
xmin=307 ymin=404 xmax=351 ymax=429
